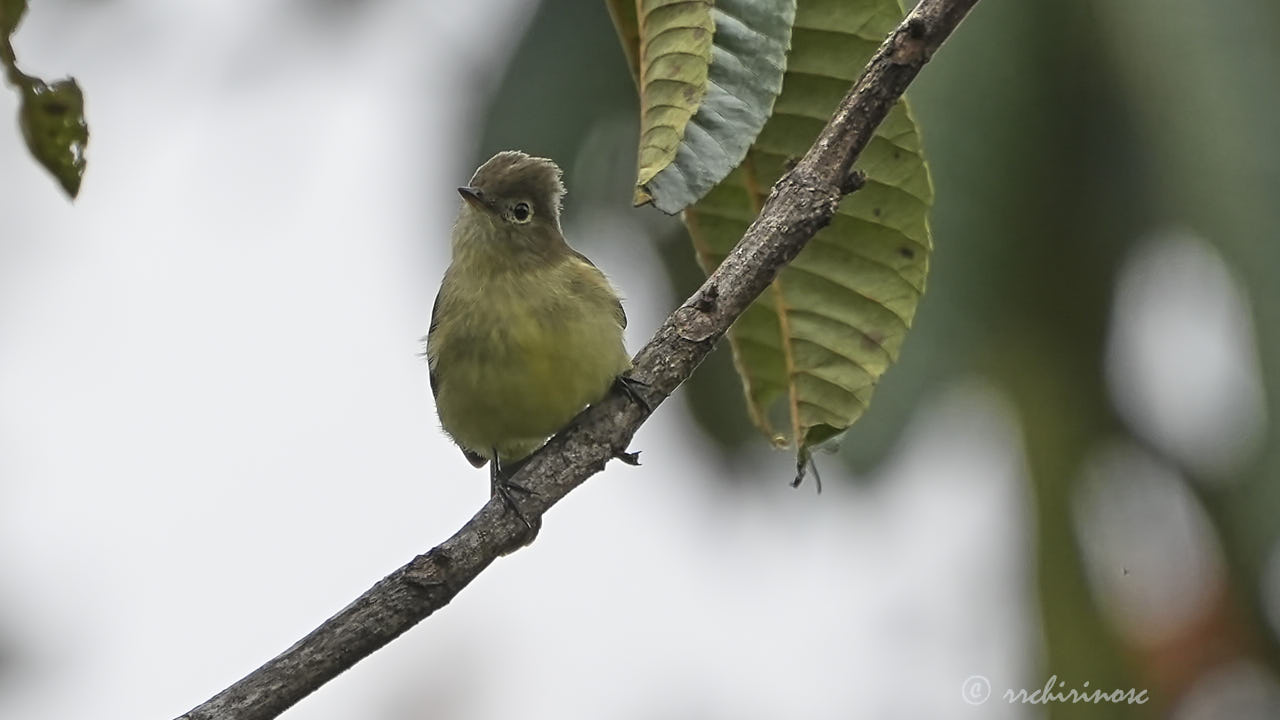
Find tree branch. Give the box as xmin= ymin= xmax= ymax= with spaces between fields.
xmin=176 ymin=1 xmax=980 ymax=717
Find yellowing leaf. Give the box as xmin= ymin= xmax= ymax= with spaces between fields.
xmin=611 ymin=0 xmax=796 ymax=212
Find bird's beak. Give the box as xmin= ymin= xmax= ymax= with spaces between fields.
xmin=457 ymin=186 xmax=489 ymax=211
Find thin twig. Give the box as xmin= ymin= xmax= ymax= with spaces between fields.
xmin=176 ymin=1 xmax=980 ymax=718
xmin=1 ymin=33 xmax=37 ymax=88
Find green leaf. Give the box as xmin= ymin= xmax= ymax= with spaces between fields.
xmin=615 ymin=0 xmax=795 ymax=213
xmin=4 ymin=0 xmax=88 ymax=199
xmin=684 ymin=0 xmax=933 ymax=460
xmin=19 ymin=78 xmax=88 ymax=198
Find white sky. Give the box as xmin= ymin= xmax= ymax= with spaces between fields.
xmin=1 ymin=1 xmax=1201 ymax=718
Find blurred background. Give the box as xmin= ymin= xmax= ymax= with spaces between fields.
xmin=2 ymin=0 xmax=1278 ymax=718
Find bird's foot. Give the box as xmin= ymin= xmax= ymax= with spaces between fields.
xmin=491 ymin=454 xmax=542 ymax=534
xmin=615 ymin=374 xmax=654 ymax=415
xmin=493 ymin=480 xmax=542 ymax=533
xmin=612 ymin=376 xmax=651 ymax=467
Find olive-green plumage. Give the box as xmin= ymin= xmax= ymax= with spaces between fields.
xmin=425 ymin=151 xmax=630 ymax=470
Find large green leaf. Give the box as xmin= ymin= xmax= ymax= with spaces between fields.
xmin=609 ymin=0 xmax=795 ymax=213
xmin=2 ymin=0 xmax=88 ymax=199
xmin=684 ymin=0 xmax=933 ymax=466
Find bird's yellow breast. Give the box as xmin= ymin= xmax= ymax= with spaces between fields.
xmin=429 ymin=255 xmax=629 ymax=462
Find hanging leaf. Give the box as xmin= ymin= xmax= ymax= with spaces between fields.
xmin=18 ymin=78 xmax=88 ymax=198
xmin=3 ymin=0 xmax=89 ymax=199
xmin=609 ymin=0 xmax=795 ymax=213
xmin=684 ymin=0 xmax=933 ymax=469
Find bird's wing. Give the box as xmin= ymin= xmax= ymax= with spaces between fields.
xmin=426 ymin=289 xmax=488 ymax=469
xmin=572 ymin=249 xmax=627 ymax=330
xmin=426 ymin=290 xmax=442 ymax=398
xmin=460 ymin=447 xmax=487 ymax=468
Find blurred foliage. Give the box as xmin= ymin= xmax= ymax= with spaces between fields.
xmin=1 ymin=0 xmax=88 ymax=199
xmin=1092 ymin=0 xmax=1280 ymax=627
xmin=911 ymin=0 xmax=1280 ymax=713
xmin=473 ymin=0 xmax=633 ymax=183
xmin=480 ymin=0 xmax=1280 ymax=716
xmin=0 ymin=0 xmax=24 ymax=37
xmin=900 ymin=1 xmax=1146 ymax=712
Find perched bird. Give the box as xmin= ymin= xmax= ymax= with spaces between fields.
xmin=425 ymin=151 xmax=634 ymax=506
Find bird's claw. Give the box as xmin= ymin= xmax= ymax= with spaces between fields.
xmin=615 ymin=374 xmax=654 ymax=415
xmin=491 ymin=454 xmax=541 ymax=533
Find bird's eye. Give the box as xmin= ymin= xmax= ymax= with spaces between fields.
xmin=511 ymin=202 xmax=532 ymax=223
